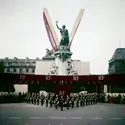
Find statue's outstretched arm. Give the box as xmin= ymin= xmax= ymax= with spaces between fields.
xmin=56 ymin=23 xmax=61 ymax=30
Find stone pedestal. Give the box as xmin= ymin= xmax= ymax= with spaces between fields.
xmin=54 ymin=45 xmax=72 ymax=75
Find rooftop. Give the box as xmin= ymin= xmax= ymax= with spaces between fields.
xmin=109 ymin=48 xmax=125 ymax=62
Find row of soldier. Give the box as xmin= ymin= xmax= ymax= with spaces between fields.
xmin=25 ymin=92 xmax=98 ymax=111
xmin=0 ymin=92 xmax=125 ymax=105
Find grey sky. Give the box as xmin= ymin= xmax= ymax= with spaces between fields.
xmin=0 ymin=0 xmax=125 ymax=74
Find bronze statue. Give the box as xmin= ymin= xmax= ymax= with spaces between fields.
xmin=56 ymin=21 xmax=69 ymax=46
xmin=46 ymin=48 xmax=53 ymax=56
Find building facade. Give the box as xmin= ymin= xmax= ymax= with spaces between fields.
xmin=108 ymin=48 xmax=125 ymax=74
xmin=0 ymin=57 xmax=42 ymax=74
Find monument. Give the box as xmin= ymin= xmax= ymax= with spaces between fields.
xmin=35 ymin=8 xmax=90 ymax=76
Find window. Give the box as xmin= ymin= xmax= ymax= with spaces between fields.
xmin=13 ymin=68 xmax=16 ymax=73
xmin=4 ymin=68 xmax=7 ymax=73
xmin=26 ymin=68 xmax=29 ymax=73
xmin=32 ymin=62 xmax=35 ymax=66
xmin=7 ymin=68 xmax=10 ymax=73
xmin=8 ymin=62 xmax=12 ymax=66
xmin=20 ymin=68 xmax=22 ymax=73
xmin=26 ymin=62 xmax=29 ymax=66
xmin=32 ymin=69 xmax=35 ymax=73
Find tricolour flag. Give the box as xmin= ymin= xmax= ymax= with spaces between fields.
xmin=43 ymin=12 xmax=57 ymax=51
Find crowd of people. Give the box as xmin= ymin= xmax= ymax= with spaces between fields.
xmin=0 ymin=92 xmax=26 ymax=104
xmin=0 ymin=92 xmax=125 ymax=110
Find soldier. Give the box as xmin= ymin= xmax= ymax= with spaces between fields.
xmin=40 ymin=95 xmax=44 ymax=106
xmin=31 ymin=93 xmax=34 ymax=104
xmin=33 ymin=94 xmax=36 ymax=105
xmin=37 ymin=93 xmax=40 ymax=105
xmin=50 ymin=96 xmax=53 ymax=108
xmin=80 ymin=96 xmax=83 ymax=107
xmin=90 ymin=95 xmax=93 ymax=105
xmin=46 ymin=97 xmax=49 ymax=107
xmin=76 ymin=98 xmax=79 ymax=107
xmin=82 ymin=95 xmax=85 ymax=106
xmin=71 ymin=98 xmax=74 ymax=108
xmin=66 ymin=97 xmax=70 ymax=109
xmin=85 ymin=94 xmax=88 ymax=105
xmin=54 ymin=98 xmax=59 ymax=109
xmin=60 ymin=96 xmax=64 ymax=111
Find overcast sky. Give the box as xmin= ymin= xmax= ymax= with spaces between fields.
xmin=0 ymin=0 xmax=125 ymax=74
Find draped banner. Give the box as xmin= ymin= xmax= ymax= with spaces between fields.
xmin=43 ymin=12 xmax=57 ymax=51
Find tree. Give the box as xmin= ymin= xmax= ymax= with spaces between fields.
xmin=0 ymin=61 xmax=5 ymax=73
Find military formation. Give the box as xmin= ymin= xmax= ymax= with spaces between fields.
xmin=25 ymin=92 xmax=98 ymax=111
xmin=0 ymin=92 xmax=125 ymax=110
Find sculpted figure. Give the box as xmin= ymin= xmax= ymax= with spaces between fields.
xmin=56 ymin=21 xmax=69 ymax=46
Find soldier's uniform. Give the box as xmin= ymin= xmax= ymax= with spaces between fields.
xmin=71 ymin=98 xmax=74 ymax=108
xmin=76 ymin=98 xmax=79 ymax=107
xmin=33 ymin=95 xmax=36 ymax=105
xmin=41 ymin=95 xmax=44 ymax=106
xmin=54 ymin=98 xmax=59 ymax=109
xmin=60 ymin=96 xmax=64 ymax=111
xmin=66 ymin=98 xmax=70 ymax=109
xmin=82 ymin=96 xmax=85 ymax=106
xmin=49 ymin=98 xmax=53 ymax=108
xmin=80 ymin=97 xmax=83 ymax=107
xmin=46 ymin=97 xmax=49 ymax=107
xmin=37 ymin=94 xmax=39 ymax=105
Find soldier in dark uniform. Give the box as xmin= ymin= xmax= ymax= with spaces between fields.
xmin=32 ymin=93 xmax=36 ymax=105
xmin=60 ymin=96 xmax=64 ymax=111
xmin=54 ymin=98 xmax=59 ymax=109
xmin=85 ymin=95 xmax=88 ymax=106
xmin=41 ymin=95 xmax=44 ymax=106
xmin=80 ymin=96 xmax=83 ymax=107
xmin=90 ymin=95 xmax=92 ymax=105
xmin=71 ymin=98 xmax=74 ymax=108
xmin=46 ymin=97 xmax=49 ymax=107
xmin=37 ymin=93 xmax=40 ymax=105
xmin=107 ymin=94 xmax=110 ymax=103
xmin=76 ymin=98 xmax=79 ymax=107
xmin=50 ymin=97 xmax=53 ymax=108
xmin=88 ymin=94 xmax=90 ymax=105
xmin=66 ymin=97 xmax=70 ymax=109
xmin=31 ymin=93 xmax=33 ymax=104
xmin=82 ymin=95 xmax=85 ymax=106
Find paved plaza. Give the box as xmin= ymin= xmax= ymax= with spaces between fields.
xmin=0 ymin=103 xmax=125 ymax=125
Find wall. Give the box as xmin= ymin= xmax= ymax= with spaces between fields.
xmin=14 ymin=85 xmax=28 ymax=93
xmin=35 ymin=60 xmax=54 ymax=75
xmin=35 ymin=60 xmax=90 ymax=75
xmin=74 ymin=61 xmax=90 ymax=75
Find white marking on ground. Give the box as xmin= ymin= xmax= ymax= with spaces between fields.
xmin=29 ymin=117 xmax=41 ymax=119
xmin=91 ymin=117 xmax=102 ymax=120
xmin=109 ymin=118 xmax=122 ymax=120
xmin=70 ymin=117 xmax=82 ymax=119
xmin=9 ymin=117 xmax=20 ymax=119
xmin=50 ymin=117 xmax=67 ymax=119
xmin=25 ymin=104 xmax=42 ymax=107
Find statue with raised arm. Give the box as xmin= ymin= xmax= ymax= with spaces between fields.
xmin=56 ymin=21 xmax=69 ymax=46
